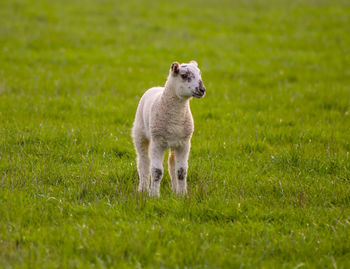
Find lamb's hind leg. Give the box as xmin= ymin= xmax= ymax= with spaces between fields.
xmin=134 ymin=135 xmax=150 ymax=192
xmin=168 ymin=148 xmax=177 ymax=192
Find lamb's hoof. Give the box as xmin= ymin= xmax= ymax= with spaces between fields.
xmin=149 ymin=191 xmax=160 ymax=197
xmin=171 ymin=185 xmax=178 ymax=193
xmin=138 ymin=189 xmax=149 ymax=195
xmin=149 ymin=181 xmax=161 ymax=197
xmin=138 ymin=185 xmax=149 ymax=193
xmin=176 ymin=188 xmax=187 ymax=196
xmin=148 ymin=187 xmax=160 ymax=197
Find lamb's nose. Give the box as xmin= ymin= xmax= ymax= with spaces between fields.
xmin=198 ymin=80 xmax=205 ymax=94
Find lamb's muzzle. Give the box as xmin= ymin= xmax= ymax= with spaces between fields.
xmin=193 ymin=79 xmax=206 ymax=98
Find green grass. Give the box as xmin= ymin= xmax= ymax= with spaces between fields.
xmin=1 ymin=0 xmax=350 ymax=267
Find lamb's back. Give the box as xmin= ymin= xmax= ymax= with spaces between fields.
xmin=133 ymin=87 xmax=163 ymax=139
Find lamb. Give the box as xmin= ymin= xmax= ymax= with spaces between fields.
xmin=132 ymin=60 xmax=206 ymax=197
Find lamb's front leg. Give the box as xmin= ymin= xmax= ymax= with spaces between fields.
xmin=150 ymin=141 xmax=165 ymax=197
xmin=175 ymin=142 xmax=190 ymax=195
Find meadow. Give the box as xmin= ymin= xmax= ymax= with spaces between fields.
xmin=1 ymin=0 xmax=350 ymax=267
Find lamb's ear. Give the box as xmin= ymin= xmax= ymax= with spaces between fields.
xmin=171 ymin=62 xmax=180 ymax=75
xmin=190 ymin=60 xmax=198 ymax=67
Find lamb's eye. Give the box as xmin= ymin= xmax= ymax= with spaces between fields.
xmin=181 ymin=74 xmax=188 ymax=79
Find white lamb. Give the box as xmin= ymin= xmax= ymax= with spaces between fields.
xmin=132 ymin=60 xmax=206 ymax=197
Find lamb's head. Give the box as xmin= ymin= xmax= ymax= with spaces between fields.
xmin=169 ymin=60 xmax=206 ymax=99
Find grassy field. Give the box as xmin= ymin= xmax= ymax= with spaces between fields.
xmin=1 ymin=0 xmax=350 ymax=267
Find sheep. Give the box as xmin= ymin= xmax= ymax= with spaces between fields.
xmin=132 ymin=60 xmax=206 ymax=197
